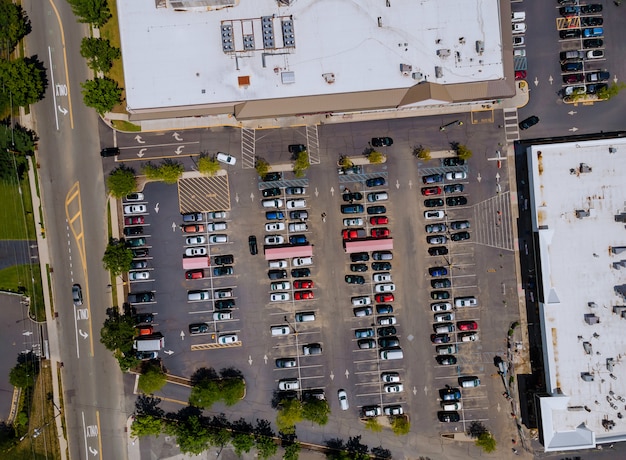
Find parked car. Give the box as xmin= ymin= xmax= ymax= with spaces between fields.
xmin=214 ymin=254 xmax=234 ymax=265
xmin=424 ymin=198 xmax=444 ymax=208
xmin=341 ymin=204 xmax=364 ymax=214
xmin=431 ymin=302 xmax=452 ymax=312
xmin=248 ymin=235 xmax=258 ymax=255
xmin=423 ymin=174 xmax=443 ymax=184
xmin=429 ymin=266 xmax=448 ymax=277
xmin=371 ymin=137 xmax=393 ymax=147
xmin=431 ymin=278 xmax=452 ymax=289
xmin=345 ymin=275 xmax=365 ymax=285
xmin=583 ymin=39 xmax=603 ymax=49
xmin=436 ymin=355 xmax=458 ymax=365
xmin=124 ymin=205 xmax=146 ymax=215
xmin=343 ymin=217 xmax=364 ymax=227
xmin=586 ymin=71 xmax=610 ymax=82
xmin=421 ymin=186 xmax=442 ymax=196
xmin=427 ymin=235 xmax=447 ymax=245
xmin=216 ymin=152 xmax=236 ymax=165
xmin=342 ymin=192 xmax=363 ymax=202
xmin=355 ymin=328 xmax=375 ymax=338
xmin=291 ymin=268 xmax=311 ymax=278
xmin=371 ymin=262 xmax=391 ymax=271
xmin=350 ymin=263 xmax=368 ymax=272
xmin=450 ymin=220 xmax=470 ymax=230
xmin=428 ymin=246 xmax=448 ymax=256
xmin=457 ymin=321 xmax=479 ymax=331
xmin=559 ymin=29 xmax=581 ymax=39
xmin=442 ymin=157 xmax=465 ymax=167
xmin=182 ymin=212 xmax=203 ymax=222
xmin=286 ymin=186 xmax=306 ymax=195
xmin=367 ymin=192 xmax=388 ymax=202
xmin=262 ymin=187 xmax=281 ymax=197
xmin=444 ymin=183 xmax=464 ymax=193
xmin=437 ymin=411 xmax=460 ymax=422
xmin=213 ymin=266 xmax=233 ymax=276
xmin=519 ymin=115 xmax=539 ymax=130
xmin=451 ymin=231 xmax=470 ymax=241
xmin=351 ymin=252 xmax=370 ymax=262
xmin=431 ymin=333 xmax=451 ymax=344
xmin=365 ymin=177 xmax=386 ymax=187
xmin=189 ymin=323 xmax=209 ymax=334
xmin=367 ymin=206 xmax=386 ymax=215
xmin=425 ymin=210 xmax=445 ymax=220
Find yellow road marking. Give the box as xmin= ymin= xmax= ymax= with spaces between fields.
xmin=158 ymin=396 xmax=189 ymax=406
xmin=48 ymin=0 xmax=74 ymax=129
xmin=96 ymin=410 xmax=103 ymax=458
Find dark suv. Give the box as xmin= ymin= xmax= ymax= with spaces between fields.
xmin=248 ymin=236 xmax=258 ymax=255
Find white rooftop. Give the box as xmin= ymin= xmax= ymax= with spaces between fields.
xmin=117 ymin=0 xmax=504 ymax=111
xmin=527 ymin=137 xmax=626 ymax=451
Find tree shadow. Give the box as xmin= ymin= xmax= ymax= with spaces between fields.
xmin=190 ymin=367 xmax=218 ymax=386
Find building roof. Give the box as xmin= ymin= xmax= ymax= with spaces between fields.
xmin=118 ymin=0 xmax=507 ymax=116
xmin=527 ymin=136 xmax=626 ymax=451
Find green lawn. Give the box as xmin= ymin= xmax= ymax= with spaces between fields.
xmin=0 ymin=263 xmax=45 ymax=321
xmin=0 ymin=178 xmax=36 ymax=240
xmin=100 ymin=0 xmax=127 ymax=114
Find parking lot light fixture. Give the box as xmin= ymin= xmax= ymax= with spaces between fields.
xmin=284 ymin=315 xmax=298 ymax=335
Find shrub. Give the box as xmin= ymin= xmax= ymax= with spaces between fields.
xmin=293 ymin=151 xmax=309 ymax=178
xmin=197 ymin=155 xmax=220 ymax=176
xmin=390 ymin=415 xmax=410 ymax=435
xmin=367 ymin=150 xmax=385 ymax=164
xmin=137 ymin=361 xmax=166 ymax=395
xmin=413 ymin=145 xmax=431 ymax=161
xmin=255 ymin=158 xmax=270 ymax=178
xmin=107 ymin=165 xmax=136 ymax=198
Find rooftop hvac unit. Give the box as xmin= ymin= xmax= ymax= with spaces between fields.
xmin=575 ymin=209 xmax=589 ymax=219
xmin=580 ymin=163 xmax=592 ymax=173
xmin=412 ymin=72 xmax=424 ymax=81
xmin=435 ymin=66 xmax=443 ymax=78
xmin=584 ymin=313 xmax=599 ymax=325
xmin=580 ymin=372 xmax=594 ymax=382
xmin=281 ymin=71 xmax=295 ymax=84
xmin=476 ymin=40 xmax=484 ymax=54
xmin=322 ymin=73 xmax=335 ymax=84
xmin=437 ymin=49 xmax=451 ymax=58
xmin=583 ymin=341 xmax=592 ymax=354
xmin=400 ymin=63 xmax=412 ymax=76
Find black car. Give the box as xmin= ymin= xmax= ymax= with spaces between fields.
xmin=561 ymin=61 xmax=583 ymax=72
xmin=128 ymin=291 xmax=155 ymax=303
xmin=100 ymin=147 xmax=119 ymax=157
xmin=268 ymin=270 xmax=287 ymax=280
xmin=372 ymin=251 xmax=392 ymax=261
xmin=262 ymin=187 xmax=281 ymax=197
xmin=581 ymin=3 xmax=602 ymax=13
xmin=450 ymin=220 xmax=470 ymax=230
xmin=350 ymin=263 xmax=368 ymax=272
xmin=431 ymin=333 xmax=451 ymax=344
xmin=451 ymin=231 xmax=470 ymax=241
xmin=431 ymin=278 xmax=452 ymax=289
xmin=342 ymin=192 xmax=363 ymax=202
xmin=559 ymin=29 xmax=581 ymax=39
xmin=428 ymin=246 xmax=448 ymax=256
xmin=132 ymin=248 xmax=149 ymax=258
xmin=215 ymin=299 xmax=235 ymax=310
xmin=377 ymin=326 xmax=397 ymax=336
xmin=263 ymin=172 xmax=282 ymax=181
xmin=290 ymin=210 xmax=308 ymax=220
xmin=442 ymin=157 xmax=465 ymax=167
xmin=135 ymin=313 xmax=154 ymax=324
xmin=130 ymin=260 xmax=148 ymax=269
xmin=583 ymin=38 xmax=603 ymax=48
xmin=443 ymin=184 xmax=464 ymax=194
xmin=367 ymin=206 xmax=386 ymax=215
xmin=437 ymin=411 xmax=460 ymax=423
xmin=288 ymin=144 xmax=307 ymax=154
xmin=214 ymin=254 xmax=234 ymax=265
xmin=189 ymin=323 xmax=209 ymax=334
xmin=213 ymin=266 xmax=233 ymax=276
xmin=371 ymin=262 xmax=391 ymax=271
xmin=519 ymin=115 xmax=540 ymax=130
xmin=350 ymin=252 xmax=370 ymax=262
xmin=431 ymin=291 xmax=450 ymax=300
xmin=291 ymin=268 xmax=311 ymax=278
xmin=135 ymin=351 xmax=158 ymax=360
xmin=371 ymin=137 xmax=393 ymax=147
xmin=586 ymin=83 xmax=608 ymax=94
xmin=586 ymin=71 xmax=610 ymax=82
xmin=248 ymin=235 xmax=258 ymax=255
xmin=345 ymin=275 xmax=365 ymax=285
xmin=365 ymin=177 xmax=386 ymax=187
xmin=378 ymin=337 xmax=400 ymax=348
xmin=124 ymin=226 xmax=144 ymax=236
xmin=436 ymin=355 xmax=457 ymax=365
xmin=424 ymin=198 xmax=444 ymax=208
xmin=581 ymin=17 xmax=603 ymax=26
xmin=559 ymin=6 xmax=580 ymax=16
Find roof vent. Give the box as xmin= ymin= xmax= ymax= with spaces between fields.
xmin=238 ymin=76 xmax=250 ymax=87
xmin=322 ymin=73 xmax=335 ymax=84
xmin=584 ymin=313 xmax=599 ymax=325
xmin=437 ymin=49 xmax=451 ymax=58
xmin=580 ymin=163 xmax=592 ymax=173
xmin=281 ymin=71 xmax=295 ymax=84
xmin=400 ymin=64 xmax=412 ymax=76
xmin=412 ymin=72 xmax=424 ymax=81
xmin=475 ymin=40 xmax=484 ymax=54
xmin=435 ymin=66 xmax=443 ymax=78
xmin=583 ymin=341 xmax=593 ymax=354
xmin=575 ymin=209 xmax=590 ymax=219
xmin=580 ymin=372 xmax=594 ymax=382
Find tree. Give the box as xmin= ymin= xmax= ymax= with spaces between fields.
xmin=66 ymin=0 xmax=111 ymax=27
xmin=137 ymin=361 xmax=166 ymax=395
xmin=276 ymin=399 xmax=302 ymax=434
xmin=130 ymin=414 xmax=162 ymax=438
xmin=80 ymin=37 xmax=120 ymax=73
xmin=364 ymin=417 xmax=382 ymax=432
xmin=0 ymin=122 xmax=38 ymax=156
xmin=231 ymin=418 xmax=254 ymax=456
xmin=221 ymin=378 xmax=245 ymax=406
xmin=189 ymin=379 xmax=220 ymax=409
xmin=142 ymin=160 xmax=184 ymax=184
xmin=338 ymin=156 xmax=353 ymax=170
xmin=475 ymin=432 xmax=497 ymax=453
xmin=81 ymin=77 xmax=122 ymax=115
xmin=292 ymin=151 xmax=309 ymax=178
xmin=301 ymin=398 xmax=330 ymax=425
xmin=453 ymin=143 xmax=473 ymax=161
xmin=100 ymin=307 xmax=136 ymax=369
xmin=390 ymin=415 xmax=410 ymax=435
xmin=208 ymin=427 xmax=230 ymax=449
xmin=283 ymin=441 xmax=301 ymax=460
xmin=413 ymin=144 xmax=431 ymax=161
xmin=345 ymin=435 xmax=369 ymax=460
xmin=9 ymin=353 xmax=39 ymax=388
xmin=371 ymin=446 xmax=392 ymax=459
xmin=0 ymin=57 xmax=46 ymax=107
xmin=197 ymin=155 xmax=221 ymax=176
xmin=0 ymin=0 xmax=30 ymax=56
xmin=166 ymin=410 xmax=211 ymax=455
xmin=256 ymin=435 xmax=278 ymax=460
xmin=106 ymin=165 xmax=136 ymax=198
xmin=367 ymin=150 xmax=385 ymax=164
xmin=466 ymin=420 xmax=488 ymax=438
xmin=598 ymin=82 xmax=626 ymax=100
xmin=102 ymin=238 xmax=133 ymax=276
xmin=255 ymin=158 xmax=270 ymax=178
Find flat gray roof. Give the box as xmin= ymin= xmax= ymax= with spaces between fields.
xmin=118 ymin=0 xmax=505 ymax=112
xmin=527 ymin=137 xmax=626 ymax=451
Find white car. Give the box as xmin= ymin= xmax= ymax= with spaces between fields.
xmin=455 ymin=297 xmax=478 ymax=308
xmin=434 ymin=312 xmax=455 ymax=322
xmin=208 ymin=211 xmax=227 ymax=219
xmin=373 ymin=272 xmax=392 ymax=283
xmin=265 ymin=222 xmax=286 ymax=232
xmin=424 ymin=210 xmax=445 ymax=220
xmin=384 ymin=384 xmax=404 ymax=393
xmin=431 ymin=302 xmax=453 ymax=312
xmin=351 ymin=296 xmax=371 ymax=306
xmin=292 ymin=257 xmax=312 ymax=266
xmin=126 ymin=193 xmax=144 ymax=202
xmin=445 ymin=171 xmax=467 ymax=180
xmin=512 ymin=22 xmax=526 ymax=34
xmin=338 ymin=390 xmax=349 ymax=410
xmin=367 ymin=192 xmax=388 ymax=202
xmin=262 ymin=199 xmax=283 ymax=208
xmin=587 ymin=49 xmax=604 ymax=59
xmin=278 ymin=379 xmax=299 ymax=391
xmin=268 ymin=259 xmax=288 ymax=269
xmin=441 ymin=401 xmax=462 ymax=411
xmin=461 ymin=332 xmax=479 ymax=342
xmin=343 ymin=218 xmax=364 ymax=227
xmin=375 ymin=283 xmax=395 ymax=293
xmin=213 ymin=311 xmax=232 ymax=321
xmin=271 ymin=325 xmax=291 ymax=336
xmin=270 ymin=281 xmax=291 ymax=291
xmin=214 ymin=289 xmax=233 ymax=298
xmin=186 ymin=235 xmax=206 ymax=245
xmin=384 ymin=405 xmax=403 ymax=416
xmin=265 ymin=235 xmax=284 ymax=245
xmin=207 ymin=222 xmax=227 ymax=231
xmin=288 ymin=223 xmax=308 ymax=232
xmin=286 ymin=187 xmax=306 ymax=195
xmin=129 ymin=271 xmax=150 ymax=281
xmin=377 ymin=316 xmax=396 ymax=325
xmin=124 ymin=204 xmax=146 ymax=215
xmin=218 ymin=334 xmax=238 ymax=344
xmin=185 ymin=247 xmax=207 ymax=257
xmin=286 ymin=199 xmax=306 ymax=209
xmin=209 ymin=234 xmax=228 ymax=244
xmin=270 ymin=292 xmax=290 ymax=302
xmin=381 ymin=372 xmax=400 ymax=383
xmin=216 ymin=152 xmax=236 ymax=165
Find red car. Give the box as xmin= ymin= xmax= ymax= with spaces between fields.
xmin=185 ymin=269 xmax=204 ymax=280
xmin=457 ymin=321 xmax=478 ymax=331
xmin=370 ymin=216 xmax=389 ymax=225
xmin=294 ymin=280 xmax=314 ymax=289
xmin=125 ymin=216 xmax=145 ymax=225
xmin=342 ymin=229 xmax=362 ymax=241
xmin=136 ymin=326 xmax=153 ymax=336
xmin=515 ymin=70 xmax=526 ymax=81
xmin=371 ymin=228 xmax=390 ymax=238
xmin=421 ymin=186 xmax=442 ymax=196
xmin=294 ymin=290 xmax=314 ymax=300
xmin=182 ymin=224 xmax=205 ymax=233
xmin=375 ymin=293 xmax=394 ymax=303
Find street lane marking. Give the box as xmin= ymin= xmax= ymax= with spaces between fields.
xmin=48 ymin=0 xmax=74 ymax=129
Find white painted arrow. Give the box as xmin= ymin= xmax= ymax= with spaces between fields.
xmin=614 ymin=76 xmax=618 ymax=84
xmin=172 ymin=132 xmax=182 ymax=141
xmin=22 ymin=331 xmax=33 ymax=336
xmin=330 ymin=371 xmax=335 ymax=380
xmin=248 ymin=355 xmax=253 ymax=365
xmin=396 ymin=180 xmax=400 ymax=189
xmin=250 ymin=192 xmax=254 ymax=201
xmin=315 ymin=187 xmax=319 ymax=197
xmin=548 ymin=75 xmax=554 ymax=85
xmin=79 ymin=330 xmax=88 ymax=339
xmin=175 ymin=145 xmax=184 ymax=155
xmin=180 ymin=331 xmax=185 ymax=340
xmin=413 ymin=386 xmax=417 ymax=395
xmin=163 ymin=350 xmax=174 ymax=355
xmin=496 ymin=183 xmax=502 ymax=194
xmin=330 ymin=187 xmax=334 ymax=196
xmin=58 ymin=106 xmax=68 ymax=115
xmin=477 ymin=173 xmax=482 ymax=183
xmin=534 ymin=77 xmax=539 ymax=86
xmin=235 ymin=193 xmax=239 ymax=203
xmin=172 ymin=222 xmax=177 ymax=232
xmin=137 ymin=148 xmax=146 ymax=158
xmin=89 ymin=446 xmax=98 ymax=456
xmin=423 ymin=385 xmax=428 ymax=395
xmin=264 ymin=354 xmax=268 ymax=364
xmin=345 ymin=369 xmax=350 ymax=378
xmin=568 ymin=110 xmax=577 ymax=116
xmin=155 ymin=203 xmax=160 ymax=213
xmin=569 ymin=127 xmax=579 ymax=132
xmin=134 ymin=135 xmax=145 ymax=144
xmin=495 ymin=172 xmax=500 ymax=182
xmin=408 ymin=180 xmax=413 ymax=189
xmin=497 ymin=402 xmax=501 ymax=412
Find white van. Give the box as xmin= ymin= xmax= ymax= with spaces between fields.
xmin=271 ymin=325 xmax=291 ymax=336
xmin=188 ymin=290 xmax=210 ymax=301
xmin=434 ymin=323 xmax=455 ymax=334
xmin=262 ymin=199 xmax=283 ymax=208
xmin=458 ymin=376 xmax=481 ymax=388
xmin=288 ymin=223 xmax=308 ymax=232
xmin=134 ymin=336 xmax=164 ymax=352
xmin=207 ymin=222 xmax=227 ymax=231
xmin=209 ymin=234 xmax=228 ymax=244
xmin=286 ymin=199 xmax=306 ymax=209
xmin=511 ymin=11 xmax=526 ymax=22
xmin=295 ymin=312 xmax=315 ymax=322
xmin=380 ymin=348 xmax=404 ymax=360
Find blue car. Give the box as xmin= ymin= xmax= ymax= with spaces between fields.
xmin=583 ymin=27 xmax=603 ymax=38
xmin=429 ymin=266 xmax=448 ymax=277
xmin=341 ymin=204 xmax=364 ymax=214
xmin=289 ymin=234 xmax=307 ymax=245
xmin=265 ymin=211 xmax=285 ymax=220
xmin=365 ymin=176 xmax=386 ymax=187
